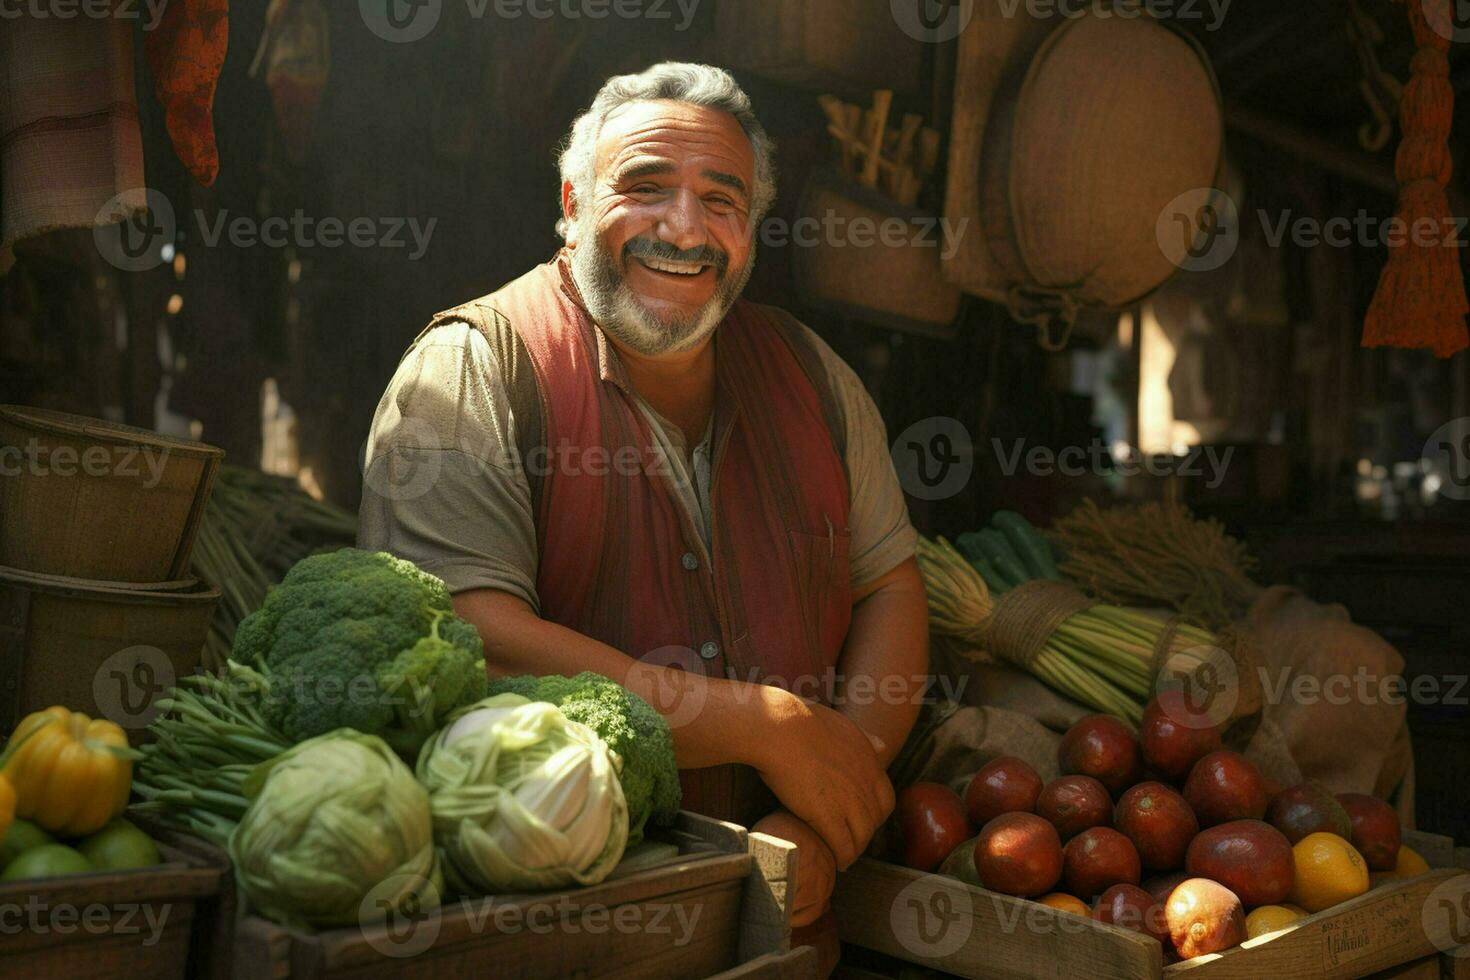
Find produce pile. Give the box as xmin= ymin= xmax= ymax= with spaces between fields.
xmin=125 ymin=547 xmax=680 ymax=929
xmin=0 ymin=707 xmax=164 ymax=883
xmin=892 ymin=694 xmax=1421 ymax=961
xmin=919 ymin=511 xmax=1242 ymax=724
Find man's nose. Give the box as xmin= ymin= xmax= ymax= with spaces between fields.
xmin=654 ymin=188 xmax=708 ymax=253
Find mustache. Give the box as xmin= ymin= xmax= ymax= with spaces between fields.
xmin=623 ymin=237 xmax=729 ymax=276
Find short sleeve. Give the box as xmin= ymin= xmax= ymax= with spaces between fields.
xmin=358 ymin=322 xmax=542 ymax=611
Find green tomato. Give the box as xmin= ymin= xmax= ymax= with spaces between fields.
xmin=77 ymin=819 xmax=160 ymax=871
xmin=0 ymin=844 xmax=93 ymax=881
xmin=0 ymin=819 xmax=55 ymax=871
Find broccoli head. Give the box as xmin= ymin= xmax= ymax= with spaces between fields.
xmin=487 ymin=672 xmax=681 ymax=844
xmin=231 ymin=548 xmax=487 ymax=756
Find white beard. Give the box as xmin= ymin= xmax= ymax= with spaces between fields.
xmin=568 ymin=211 xmax=754 ymax=357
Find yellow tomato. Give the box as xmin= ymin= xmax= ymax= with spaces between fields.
xmin=2 ymin=707 xmax=133 ymax=837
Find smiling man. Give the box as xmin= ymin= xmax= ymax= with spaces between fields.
xmin=360 ymin=63 xmax=928 ymax=964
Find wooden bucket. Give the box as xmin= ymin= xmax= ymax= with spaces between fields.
xmin=0 ymin=406 xmax=223 ymax=583
xmin=0 ymin=565 xmax=219 ymax=740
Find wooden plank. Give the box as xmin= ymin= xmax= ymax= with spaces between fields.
xmin=230 ymin=810 xmax=780 ymax=979
xmin=738 ymin=831 xmax=795 ymax=962
xmin=831 ymin=858 xmax=1161 ymax=980
xmin=1441 ymin=950 xmax=1470 ymax=979
xmin=296 ymin=878 xmax=747 ymax=980
xmin=1163 ymin=870 xmax=1470 ymax=979
xmin=1366 ymin=954 xmax=1441 ymax=979
xmin=706 ymin=944 xmax=820 ymax=980
xmin=308 ymin=853 xmax=753 ymax=967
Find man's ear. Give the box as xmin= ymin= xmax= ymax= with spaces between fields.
xmin=561 ymin=180 xmax=579 ymax=247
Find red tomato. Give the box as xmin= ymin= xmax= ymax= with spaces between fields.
xmin=898 ymin=782 xmax=973 ymax=872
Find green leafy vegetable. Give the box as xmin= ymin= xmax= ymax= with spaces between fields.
xmin=228 ymin=730 xmax=441 ymax=928
xmin=486 ymin=672 xmax=680 ymax=844
xmin=417 ymin=695 xmax=628 ymax=894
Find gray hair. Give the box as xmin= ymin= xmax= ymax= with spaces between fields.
xmin=555 ymin=62 xmax=776 ymax=240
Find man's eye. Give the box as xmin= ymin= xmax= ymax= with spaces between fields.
xmin=629 ymin=183 xmax=661 ymax=195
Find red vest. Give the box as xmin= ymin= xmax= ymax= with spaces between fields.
xmin=441 ymin=251 xmax=852 ymax=825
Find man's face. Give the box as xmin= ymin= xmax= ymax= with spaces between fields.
xmin=566 ymin=100 xmax=757 ymax=356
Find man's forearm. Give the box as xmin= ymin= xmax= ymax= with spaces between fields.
xmin=834 ymin=557 xmax=930 ymax=768
xmin=452 ymin=588 xmax=789 ymax=771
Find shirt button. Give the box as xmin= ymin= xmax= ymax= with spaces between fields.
xmin=699 ymin=641 xmax=720 ymax=660
xmin=681 ymin=552 xmax=699 ymax=571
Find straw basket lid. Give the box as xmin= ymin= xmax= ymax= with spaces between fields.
xmin=943 ymin=3 xmax=1224 ymax=348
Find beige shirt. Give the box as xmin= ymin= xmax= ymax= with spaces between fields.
xmin=359 ymin=319 xmax=916 ymax=613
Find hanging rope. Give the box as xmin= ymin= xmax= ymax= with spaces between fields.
xmin=1362 ymin=0 xmax=1469 ymax=358
xmin=1006 ymin=284 xmax=1083 ymax=351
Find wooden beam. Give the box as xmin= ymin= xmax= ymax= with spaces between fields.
xmin=1224 ymin=102 xmax=1398 ymax=196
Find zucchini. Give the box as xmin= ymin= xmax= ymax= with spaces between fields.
xmin=968 ymin=554 xmax=1014 ymax=595
xmin=976 ymin=528 xmax=1030 ymax=587
xmin=993 ymin=510 xmax=1061 ymax=581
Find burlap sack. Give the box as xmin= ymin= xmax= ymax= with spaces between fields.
xmin=1246 ymin=586 xmax=1414 ymax=824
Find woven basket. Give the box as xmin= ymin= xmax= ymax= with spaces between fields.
xmin=945 ymin=7 xmax=1223 ymax=347
xmin=0 ymin=565 xmax=219 ymax=741
xmin=0 ymin=406 xmax=223 ymax=583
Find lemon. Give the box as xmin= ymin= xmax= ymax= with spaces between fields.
xmin=1392 ymin=846 xmax=1431 ymax=879
xmin=1288 ymin=833 xmax=1369 ymax=912
xmin=1245 ymin=904 xmax=1305 ymax=939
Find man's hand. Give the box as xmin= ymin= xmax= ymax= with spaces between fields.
xmin=752 ymin=809 xmax=837 ymax=928
xmin=753 ymin=689 xmax=894 ymax=870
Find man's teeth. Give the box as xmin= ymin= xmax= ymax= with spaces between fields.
xmin=639 ymin=256 xmax=707 ymax=276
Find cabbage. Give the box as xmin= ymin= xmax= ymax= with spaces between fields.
xmin=417 ymin=694 xmax=629 ymax=893
xmin=228 ymin=730 xmax=441 ymax=928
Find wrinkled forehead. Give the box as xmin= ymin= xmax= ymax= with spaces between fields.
xmin=594 ymin=99 xmax=755 ymax=187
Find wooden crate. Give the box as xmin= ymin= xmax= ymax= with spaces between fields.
xmin=228 ymin=810 xmax=809 ymax=979
xmin=832 ymin=829 xmax=1470 ymax=979
xmin=0 ymin=827 xmax=229 ymax=978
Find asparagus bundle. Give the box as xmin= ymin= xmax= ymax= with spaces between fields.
xmin=918 ymin=512 xmax=1240 ymax=725
xmin=130 ymin=663 xmax=291 ymax=846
